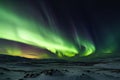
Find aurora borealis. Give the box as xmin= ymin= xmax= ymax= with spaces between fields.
xmin=0 ymin=0 xmax=120 ymax=60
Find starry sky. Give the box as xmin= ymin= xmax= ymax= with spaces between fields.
xmin=0 ymin=0 xmax=120 ymax=61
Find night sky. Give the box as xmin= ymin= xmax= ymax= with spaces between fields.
xmin=0 ymin=0 xmax=120 ymax=61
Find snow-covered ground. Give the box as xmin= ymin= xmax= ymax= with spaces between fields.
xmin=0 ymin=60 xmax=120 ymax=80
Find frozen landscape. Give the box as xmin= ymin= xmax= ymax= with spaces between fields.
xmin=0 ymin=55 xmax=120 ymax=80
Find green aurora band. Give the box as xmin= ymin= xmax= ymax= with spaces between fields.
xmin=0 ymin=6 xmax=96 ymax=59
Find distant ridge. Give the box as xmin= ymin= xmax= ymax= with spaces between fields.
xmin=0 ymin=54 xmax=33 ymax=63
xmin=0 ymin=54 xmax=67 ymax=63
